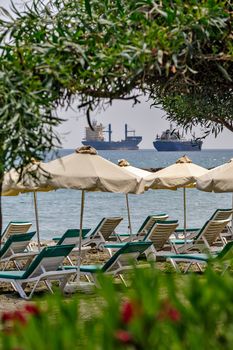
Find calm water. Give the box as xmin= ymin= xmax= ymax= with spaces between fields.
xmin=2 ymin=149 xmax=233 ymax=239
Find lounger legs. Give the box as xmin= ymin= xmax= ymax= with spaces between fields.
xmin=168 ymin=258 xmax=181 ymax=272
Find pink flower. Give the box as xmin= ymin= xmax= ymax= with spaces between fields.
xmin=121 ymin=300 xmax=135 ymax=324
xmin=166 ymin=307 xmax=181 ymax=322
xmin=115 ymin=329 xmax=133 ymax=344
xmin=24 ymin=304 xmax=40 ymax=316
xmin=158 ymin=300 xmax=181 ymax=323
xmin=12 ymin=311 xmax=27 ymax=325
xmin=1 ymin=311 xmax=14 ymax=323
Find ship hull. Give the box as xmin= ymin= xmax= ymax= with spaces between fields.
xmin=153 ymin=140 xmax=203 ymax=151
xmin=82 ymin=137 xmax=142 ymax=150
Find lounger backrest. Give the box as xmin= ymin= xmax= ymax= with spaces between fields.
xmin=0 ymin=232 xmax=36 ymax=259
xmin=196 ymin=219 xmax=231 ymax=245
xmin=137 ymin=214 xmax=169 ymax=237
xmin=1 ymin=222 xmax=32 ymax=242
xmin=145 ymin=220 xmax=179 ymax=251
xmin=216 ymin=241 xmax=233 ymax=262
xmin=102 ymin=241 xmax=152 ymax=272
xmin=57 ymin=229 xmax=92 ymax=246
xmin=89 ymin=217 xmax=123 ymax=240
xmin=210 ymin=209 xmax=233 ymax=221
xmin=23 ymin=244 xmax=75 ymax=279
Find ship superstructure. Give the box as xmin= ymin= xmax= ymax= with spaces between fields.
xmin=153 ymin=124 xmax=203 ymax=151
xmin=82 ymin=121 xmax=142 ymax=150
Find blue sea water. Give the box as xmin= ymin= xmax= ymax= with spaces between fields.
xmin=2 ymin=149 xmax=233 ymax=240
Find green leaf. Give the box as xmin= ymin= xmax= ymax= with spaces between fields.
xmin=84 ymin=0 xmax=92 ymax=19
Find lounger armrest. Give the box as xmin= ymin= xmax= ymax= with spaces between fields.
xmin=9 ymin=251 xmax=39 ymax=260
xmin=175 ymin=228 xmax=200 ymax=233
xmin=52 ymin=237 xmax=60 ymax=242
xmin=170 ymin=239 xmax=194 ymax=245
xmin=113 ymin=233 xmax=137 ymax=237
xmin=104 ymin=243 xmax=127 ymax=249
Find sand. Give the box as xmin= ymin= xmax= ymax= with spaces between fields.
xmin=0 ymin=241 xmax=110 ymax=313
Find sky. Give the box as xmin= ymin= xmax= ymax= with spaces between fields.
xmin=1 ymin=0 xmax=232 ymax=149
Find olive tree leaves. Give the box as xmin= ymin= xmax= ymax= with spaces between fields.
xmin=0 ymin=0 xmax=232 ymax=173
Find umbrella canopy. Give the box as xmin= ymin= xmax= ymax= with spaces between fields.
xmin=2 ymin=160 xmax=52 ymax=195
xmin=196 ymin=158 xmax=233 ymax=192
xmin=118 ymin=159 xmax=153 ymax=177
xmin=118 ymin=159 xmax=156 ymax=186
xmin=39 ymin=148 xmax=146 ymax=194
xmin=151 ymin=155 xmax=208 ymax=189
xmin=2 ymin=148 xmax=146 ymax=195
xmin=150 ymin=155 xmax=208 ymax=238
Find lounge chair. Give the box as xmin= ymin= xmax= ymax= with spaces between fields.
xmin=104 ymin=219 xmax=176 ymax=258
xmin=0 ymin=244 xmax=76 ymax=299
xmin=1 ymin=221 xmax=32 ymax=243
xmin=65 ymin=241 xmax=152 ymax=285
xmin=159 ymin=241 xmax=233 ymax=273
xmin=174 ymin=208 xmax=233 ymax=239
xmin=115 ymin=214 xmax=169 ymax=242
xmin=53 ymin=229 xmax=91 ymax=245
xmin=170 ymin=219 xmax=231 ymax=253
xmin=82 ymin=217 xmax=123 ymax=248
xmin=210 ymin=208 xmax=233 ymax=239
xmin=0 ymin=232 xmax=37 ymax=270
xmin=143 ymin=220 xmax=179 ymax=260
xmin=53 ymin=229 xmax=92 ymax=265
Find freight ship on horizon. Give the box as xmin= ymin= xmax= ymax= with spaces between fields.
xmin=82 ymin=121 xmax=142 ymax=150
xmin=153 ymin=125 xmax=203 ymax=151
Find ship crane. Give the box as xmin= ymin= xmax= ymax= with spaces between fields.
xmin=102 ymin=124 xmax=112 ymax=142
xmin=125 ymin=124 xmax=136 ymax=139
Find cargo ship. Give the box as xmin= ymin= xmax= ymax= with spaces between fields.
xmin=82 ymin=121 xmax=142 ymax=150
xmin=153 ymin=125 xmax=203 ymax=151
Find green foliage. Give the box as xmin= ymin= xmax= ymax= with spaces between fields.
xmin=1 ymin=267 xmax=233 ymax=349
xmin=0 ymin=0 xmax=232 ymax=172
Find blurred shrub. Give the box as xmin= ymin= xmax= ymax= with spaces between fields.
xmin=1 ymin=266 xmax=233 ymax=349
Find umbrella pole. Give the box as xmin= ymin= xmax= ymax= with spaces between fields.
xmin=125 ymin=194 xmax=133 ymax=239
xmin=183 ymin=187 xmax=187 ymax=246
xmin=33 ymin=191 xmax=41 ymax=251
xmin=77 ymin=190 xmax=85 ymax=281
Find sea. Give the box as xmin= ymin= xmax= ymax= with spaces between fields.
xmin=2 ymin=149 xmax=233 ymax=240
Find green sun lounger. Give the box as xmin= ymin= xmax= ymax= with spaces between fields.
xmin=82 ymin=217 xmax=123 ymax=248
xmin=1 ymin=221 xmax=32 ymax=243
xmin=115 ymin=214 xmax=169 ymax=242
xmin=170 ymin=219 xmax=231 ymax=253
xmin=0 ymin=231 xmax=37 ymax=269
xmin=0 ymin=244 xmax=76 ymax=299
xmin=65 ymin=241 xmax=152 ymax=285
xmin=143 ymin=220 xmax=179 ymax=260
xmin=175 ymin=208 xmax=233 ymax=238
xmin=54 ymin=229 xmax=92 ymax=265
xmin=52 ymin=228 xmax=92 ymax=244
xmin=104 ymin=220 xmax=176 ymax=259
xmin=159 ymin=241 xmax=233 ymax=273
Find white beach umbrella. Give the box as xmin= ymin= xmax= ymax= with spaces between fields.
xmin=151 ymin=155 xmax=208 ymax=237
xmin=196 ymin=158 xmax=233 ymax=193
xmin=196 ymin=158 xmax=233 ymax=229
xmin=40 ymin=146 xmax=147 ymax=281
